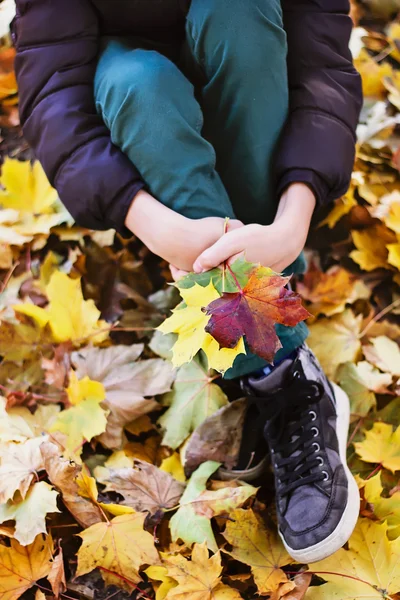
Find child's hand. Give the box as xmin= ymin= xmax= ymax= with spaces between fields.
xmin=193 ymin=183 xmax=316 ymax=273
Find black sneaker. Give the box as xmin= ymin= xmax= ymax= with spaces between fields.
xmin=241 ymin=344 xmax=360 ymax=563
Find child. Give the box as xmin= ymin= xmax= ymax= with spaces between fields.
xmin=14 ymin=0 xmax=363 ymax=562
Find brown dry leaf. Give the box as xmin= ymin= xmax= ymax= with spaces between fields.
xmin=183 ymin=398 xmax=247 ymax=477
xmin=47 ymin=546 xmax=67 ymax=598
xmin=277 ymin=573 xmax=312 ymax=600
xmin=95 ymin=459 xmax=185 ymax=516
xmin=297 ymin=263 xmax=370 ymax=317
xmin=124 ymin=436 xmax=160 ymax=465
xmin=42 ymin=344 xmax=71 ymax=389
xmin=0 ymin=437 xmax=45 ymax=503
xmin=72 ymin=345 xmax=174 ymax=448
xmin=162 ymin=542 xmax=242 ymax=600
xmin=76 ymin=513 xmax=161 ymax=592
xmin=222 ymin=509 xmax=294 ymax=596
xmin=40 ymin=441 xmax=104 ymax=528
xmin=0 ymin=534 xmax=54 ymax=600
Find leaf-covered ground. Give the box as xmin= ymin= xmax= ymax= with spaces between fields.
xmin=1 ymin=1 xmax=400 ymax=599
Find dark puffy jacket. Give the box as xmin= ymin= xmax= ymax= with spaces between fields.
xmin=13 ymin=0 xmax=362 ymax=234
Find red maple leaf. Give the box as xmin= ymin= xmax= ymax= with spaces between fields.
xmin=203 ymin=268 xmax=310 ymax=363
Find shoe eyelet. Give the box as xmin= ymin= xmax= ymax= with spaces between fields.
xmin=317 ymin=456 xmax=324 ymax=466
xmin=309 ymin=410 xmax=317 ymax=421
xmin=312 ymin=442 xmax=320 ymax=453
xmin=293 ymin=370 xmax=301 ymax=380
xmin=311 ymin=426 xmax=319 ymax=438
xmin=322 ymin=470 xmax=329 ymax=482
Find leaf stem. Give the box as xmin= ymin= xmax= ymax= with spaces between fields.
xmin=97 ymin=567 xmax=153 ymax=600
xmin=226 ymin=263 xmax=242 ymax=291
xmin=365 ymin=463 xmax=383 ymax=480
xmin=359 ymin=297 xmax=400 ymax=339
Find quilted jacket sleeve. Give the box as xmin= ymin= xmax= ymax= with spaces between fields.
xmin=275 ymin=0 xmax=363 ymax=206
xmin=13 ymin=0 xmax=145 ymax=233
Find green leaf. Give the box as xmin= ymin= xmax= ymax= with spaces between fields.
xmin=177 ymin=256 xmax=258 ymax=294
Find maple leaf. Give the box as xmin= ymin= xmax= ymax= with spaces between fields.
xmin=14 ymin=271 xmax=109 ymax=345
xmin=307 ymin=309 xmax=363 ymax=379
xmin=362 ymin=336 xmax=400 ymax=376
xmin=158 ymin=355 xmax=228 ymax=450
xmin=162 ymin=543 xmax=242 ymax=600
xmin=41 ymin=441 xmax=105 ymax=528
xmin=350 ymin=224 xmax=397 ymax=271
xmin=145 ymin=565 xmax=178 ymax=600
xmin=306 ymin=519 xmax=400 ymax=600
xmin=160 ymin=453 xmax=186 ymax=483
xmin=387 ymin=241 xmax=400 ymax=270
xmin=222 ymin=509 xmax=295 ymax=596
xmin=0 ymin=534 xmax=54 ymax=600
xmin=72 ymin=345 xmax=174 ymax=448
xmin=158 ymin=281 xmax=246 ymax=373
xmin=354 ymin=422 xmax=400 ymax=472
xmin=169 ymin=461 xmax=221 ymax=553
xmin=319 ymin=186 xmax=357 ymax=229
xmin=76 ymin=513 xmax=161 ymax=591
xmin=362 ymin=474 xmax=400 ymax=539
xmin=203 ymin=268 xmax=310 ymax=363
xmin=49 ymin=371 xmax=108 ymax=461
xmin=47 ymin=546 xmax=67 ymax=598
xmin=0 ymin=481 xmax=59 ymax=546
xmin=0 ymin=436 xmax=45 ymax=503
xmin=95 ymin=459 xmax=185 ymax=516
xmin=296 ymin=262 xmax=370 ymax=317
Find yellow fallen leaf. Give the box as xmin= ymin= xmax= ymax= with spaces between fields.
xmin=362 ymin=336 xmax=400 ymax=376
xmin=160 ymin=453 xmax=186 ymax=483
xmin=14 ymin=271 xmax=109 ymax=345
xmin=307 ymin=309 xmax=363 ymax=379
xmin=362 ymin=474 xmax=400 ymax=539
xmin=306 ymin=519 xmax=400 ymax=599
xmin=0 ymin=436 xmax=45 ymax=503
xmin=350 ymin=224 xmax=396 ymax=271
xmin=158 ymin=281 xmax=245 ymax=373
xmin=162 ymin=543 xmax=242 ymax=600
xmin=222 ymin=509 xmax=294 ymax=596
xmin=354 ymin=422 xmax=400 ymax=472
xmin=0 ymin=481 xmax=59 ymax=546
xmin=76 ymin=513 xmax=160 ymax=592
xmin=0 ymin=158 xmax=57 ymax=214
xmin=354 ymin=48 xmax=393 ymax=97
xmin=145 ymin=565 xmax=177 ymax=600
xmin=49 ymin=372 xmax=108 ymax=461
xmin=0 ymin=534 xmax=54 ymax=600
xmin=319 ymin=187 xmax=357 ymax=229
xmin=387 ymin=242 xmax=400 ymax=270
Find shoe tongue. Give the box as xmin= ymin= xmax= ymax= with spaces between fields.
xmin=247 ymin=358 xmax=293 ymax=395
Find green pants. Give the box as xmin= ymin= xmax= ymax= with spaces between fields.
xmin=94 ymin=0 xmax=308 ymax=378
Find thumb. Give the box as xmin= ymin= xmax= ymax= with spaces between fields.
xmin=193 ymin=229 xmax=244 ymax=273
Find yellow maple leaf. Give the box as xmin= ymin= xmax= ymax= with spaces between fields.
xmin=387 ymin=242 xmax=400 ymax=270
xmin=350 ymin=224 xmax=397 ymax=271
xmin=0 ymin=436 xmax=45 ymax=503
xmin=14 ymin=271 xmax=109 ymax=345
xmin=354 ymin=48 xmax=393 ymax=97
xmin=0 ymin=158 xmax=58 ymax=214
xmin=49 ymin=371 xmax=108 ymax=461
xmin=307 ymin=309 xmax=363 ymax=379
xmin=145 ymin=565 xmax=177 ymax=600
xmin=160 ymin=453 xmax=186 ymax=483
xmin=362 ymin=474 xmax=400 ymax=539
xmin=319 ymin=186 xmax=357 ymax=229
xmin=362 ymin=336 xmax=400 ymax=376
xmin=0 ymin=534 xmax=54 ymax=600
xmin=162 ymin=542 xmax=242 ymax=600
xmin=76 ymin=513 xmax=161 ymax=592
xmin=158 ymin=281 xmax=245 ymax=373
xmin=354 ymin=422 xmax=400 ymax=473
xmin=306 ymin=519 xmax=400 ymax=600
xmin=0 ymin=481 xmax=59 ymax=546
xmin=222 ymin=508 xmax=295 ymax=596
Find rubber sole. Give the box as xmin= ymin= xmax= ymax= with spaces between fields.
xmin=280 ymin=383 xmax=360 ymax=564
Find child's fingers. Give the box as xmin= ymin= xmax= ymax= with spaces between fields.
xmin=169 ymin=265 xmax=189 ymax=281
xmin=193 ymin=230 xmax=244 ymax=273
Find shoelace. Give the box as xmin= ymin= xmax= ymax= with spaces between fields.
xmin=247 ymin=372 xmax=326 ymax=497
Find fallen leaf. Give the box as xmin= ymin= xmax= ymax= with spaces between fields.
xmin=0 ymin=534 xmax=54 ymax=600
xmin=183 ymin=398 xmax=247 ymax=477
xmin=76 ymin=513 xmax=160 ymax=591
xmin=278 ymin=573 xmax=312 ymax=600
xmin=222 ymin=509 xmax=294 ymax=596
xmin=14 ymin=271 xmax=109 ymax=345
xmin=350 ymin=224 xmax=396 ymax=271
xmin=96 ymin=460 xmax=185 ymax=516
xmin=49 ymin=372 xmax=108 ymax=460
xmin=162 ymin=542 xmax=242 ymax=600
xmin=72 ymin=345 xmax=173 ymax=448
xmin=169 ymin=461 xmax=221 ymax=553
xmin=0 ymin=436 xmax=45 ymax=503
xmin=336 ymin=363 xmax=377 ymax=416
xmin=158 ymin=281 xmax=246 ymax=373
xmin=204 ymin=268 xmax=310 ymax=363
xmin=47 ymin=546 xmax=67 ymax=598
xmin=40 ymin=442 xmax=104 ymax=528
xmin=158 ymin=355 xmax=228 ymax=450
xmin=308 ymin=309 xmax=363 ymax=378
xmin=190 ymin=484 xmax=257 ymax=519
xmin=0 ymin=481 xmax=59 ymax=546
xmin=362 ymin=473 xmax=400 ymax=539
xmin=363 ymin=336 xmax=400 ymax=376
xmin=0 ymin=159 xmax=57 ymax=215
xmin=160 ymin=453 xmax=186 ymax=483
xmin=306 ymin=519 xmax=400 ymax=599
xmin=319 ymin=187 xmax=358 ymax=229
xmin=354 ymin=422 xmax=400 ymax=472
